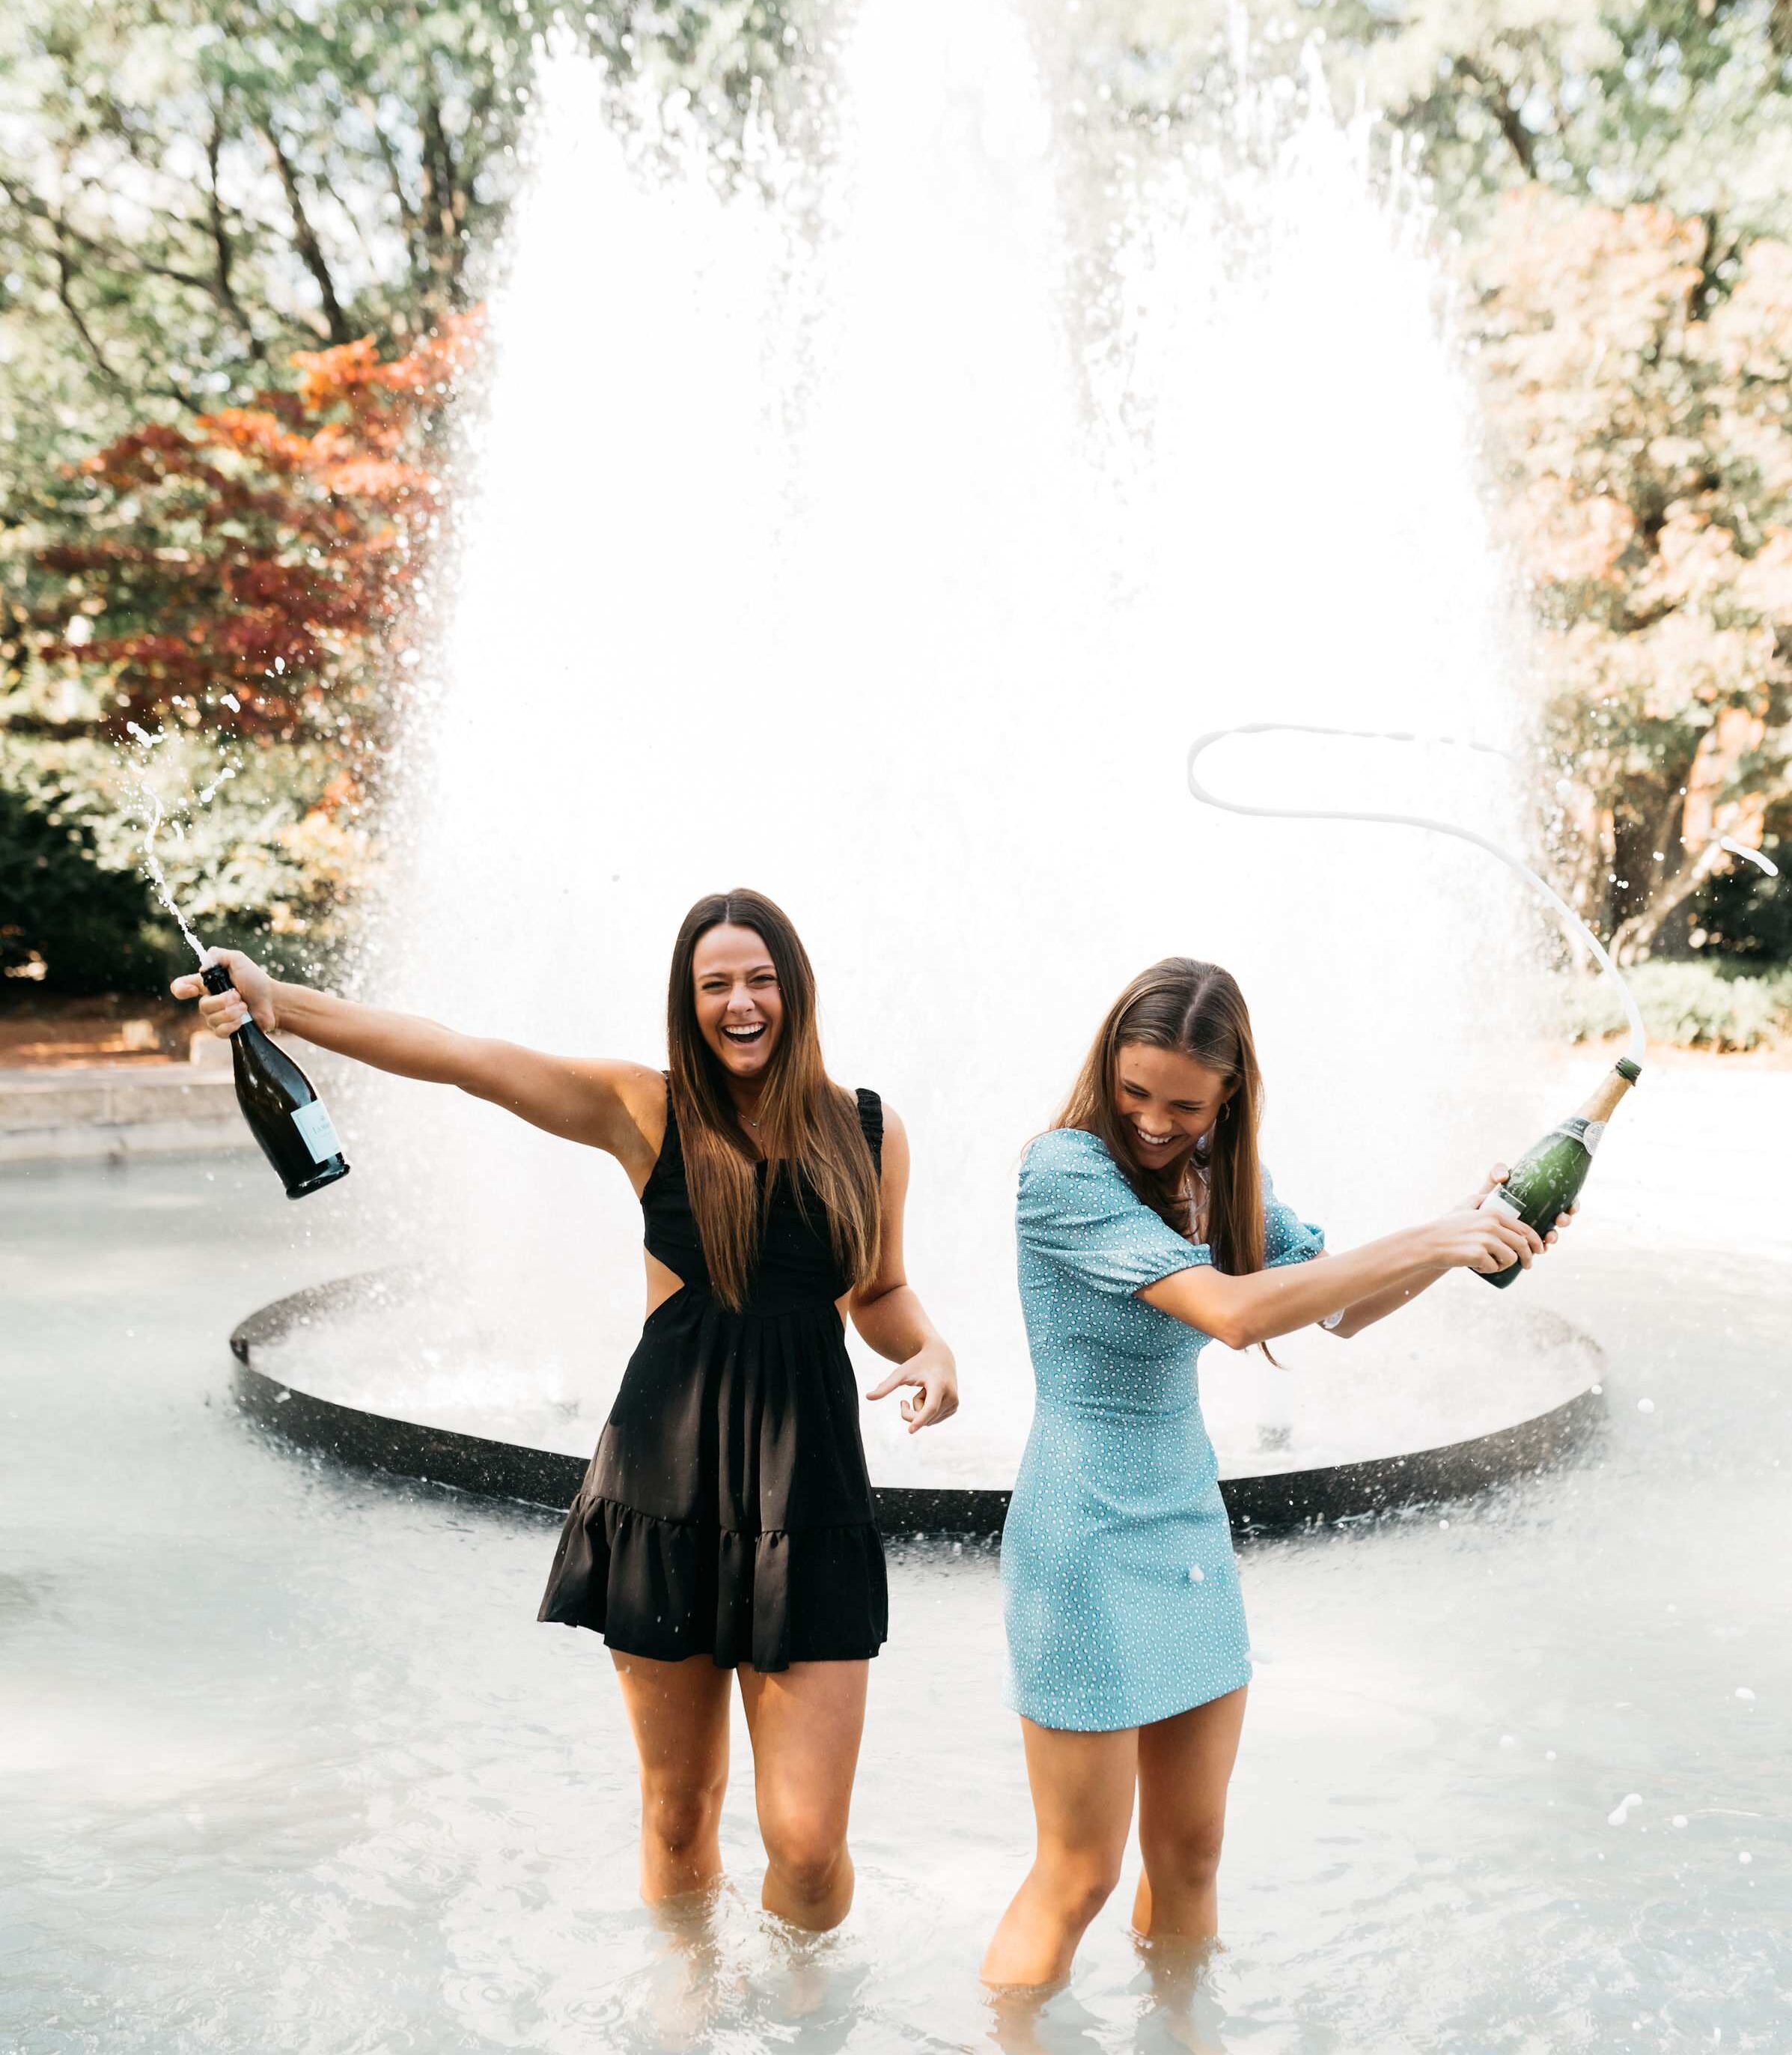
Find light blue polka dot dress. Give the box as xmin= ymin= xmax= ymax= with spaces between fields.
xmin=1002 ymin=1127 xmax=1325 ymax=1733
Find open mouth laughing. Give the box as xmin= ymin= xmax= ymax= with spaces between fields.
xmin=1130 ymin=1123 xmax=1178 ymax=1153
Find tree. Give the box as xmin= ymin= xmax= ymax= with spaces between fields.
xmin=0 ymin=318 xmax=476 ymax=982
xmin=1357 ymin=0 xmax=1792 ymax=242
xmin=0 ymin=3 xmax=805 ymax=987
xmin=0 ymin=0 xmax=800 ymax=478
xmin=0 ymin=776 xmax=181 ymax=990
xmin=10 ymin=314 xmax=477 ymax=767
xmin=1466 ymin=186 xmax=1792 ymax=960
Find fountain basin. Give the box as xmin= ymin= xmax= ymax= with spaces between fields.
xmin=230 ymin=1268 xmax=1606 ymax=1534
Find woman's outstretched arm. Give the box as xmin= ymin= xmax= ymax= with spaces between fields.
xmin=1139 ymin=1194 xmax=1546 ymax=1351
xmin=1315 ymin=1166 xmax=1576 ymax=1340
xmin=849 ymin=1107 xmax=959 ymax=1434
xmin=173 ymin=948 xmax=662 ymax=1163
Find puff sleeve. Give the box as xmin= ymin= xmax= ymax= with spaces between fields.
xmin=1017 ymin=1130 xmax=1212 ymax=1297
xmin=1261 ymin=1167 xmax=1326 ymax=1268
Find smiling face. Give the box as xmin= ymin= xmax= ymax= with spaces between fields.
xmin=691 ymin=922 xmax=784 ymax=1084
xmin=1111 ymin=1040 xmax=1234 ymax=1175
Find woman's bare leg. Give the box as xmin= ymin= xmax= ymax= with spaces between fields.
xmin=737 ymin=1659 xmax=868 ymax=1931
xmin=1131 ymin=1686 xmax=1247 ymax=1942
xmin=981 ymin=1720 xmax=1139 ymax=1988
xmin=610 ymin=1651 xmax=734 ymax=1902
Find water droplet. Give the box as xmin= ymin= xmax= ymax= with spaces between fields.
xmin=1637 ymin=1397 xmax=1655 ymax=1413
xmin=1735 ymin=1686 xmax=1755 ymax=1701
xmin=1606 ymin=1792 xmax=1642 ymax=1826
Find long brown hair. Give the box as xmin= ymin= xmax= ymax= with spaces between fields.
xmin=666 ymin=889 xmax=880 ymax=1311
xmin=1056 ymin=957 xmax=1268 ymax=1278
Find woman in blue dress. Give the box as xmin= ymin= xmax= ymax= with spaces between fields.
xmin=982 ymin=958 xmax=1568 ymax=1987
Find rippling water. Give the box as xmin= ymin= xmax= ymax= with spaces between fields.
xmin=2 ymin=1111 xmax=1786 ymax=2051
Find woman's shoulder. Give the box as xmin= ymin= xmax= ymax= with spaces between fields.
xmin=1020 ymin=1124 xmax=1120 ymax=1190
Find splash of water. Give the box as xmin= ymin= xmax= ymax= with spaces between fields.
xmin=122 ymin=725 xmax=208 ymax=966
xmin=1186 ymin=722 xmax=1649 ymax=1065
xmin=353 ymin=0 xmax=1572 ymax=1483
xmin=138 ymin=794 xmax=208 ymax=966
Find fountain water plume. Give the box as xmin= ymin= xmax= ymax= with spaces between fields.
xmin=333 ymin=0 xmax=1585 ymax=1488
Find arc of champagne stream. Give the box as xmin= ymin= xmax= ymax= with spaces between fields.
xmin=139 ymin=790 xmax=209 ymax=967
xmin=1186 ymin=722 xmax=1650 ymax=1068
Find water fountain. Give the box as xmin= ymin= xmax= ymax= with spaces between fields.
xmin=231 ymin=0 xmax=1605 ymax=1528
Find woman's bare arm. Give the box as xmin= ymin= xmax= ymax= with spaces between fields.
xmin=848 ymin=1107 xmax=958 ymax=1433
xmin=1314 ymin=1249 xmax=1453 ymax=1339
xmin=1139 ymin=1201 xmax=1545 ymax=1351
xmin=1317 ymin=1167 xmax=1577 ymax=1340
xmin=173 ymin=949 xmax=662 ymax=1169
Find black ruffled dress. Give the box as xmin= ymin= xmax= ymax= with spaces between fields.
xmin=537 ymin=1085 xmax=889 ymax=1671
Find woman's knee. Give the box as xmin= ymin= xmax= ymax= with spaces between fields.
xmin=1139 ymin=1818 xmax=1225 ymax=1894
xmin=641 ymin=1766 xmax=726 ymax=1855
xmin=1040 ymin=1845 xmax=1125 ymax=1927
xmin=761 ymin=1807 xmax=850 ymax=1899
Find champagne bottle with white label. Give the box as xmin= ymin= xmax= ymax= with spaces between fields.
xmin=1481 ymin=1056 xmax=1639 ymax=1288
xmin=201 ymin=960 xmax=350 ymax=1199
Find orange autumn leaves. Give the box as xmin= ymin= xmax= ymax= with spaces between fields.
xmin=40 ymin=314 xmax=481 ymax=760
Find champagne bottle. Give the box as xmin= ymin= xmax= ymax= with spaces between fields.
xmin=1481 ymin=1056 xmax=1639 ymax=1288
xmin=201 ymin=960 xmax=350 ymax=1199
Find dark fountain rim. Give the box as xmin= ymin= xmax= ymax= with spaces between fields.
xmin=229 ymin=1269 xmax=1606 ymax=1539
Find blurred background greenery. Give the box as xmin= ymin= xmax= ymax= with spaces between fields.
xmin=1 ymin=1 xmax=1787 ymax=1044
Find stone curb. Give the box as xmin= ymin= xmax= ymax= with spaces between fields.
xmin=0 ymin=1037 xmax=344 ymax=1163
xmin=0 ymin=1063 xmax=242 ymax=1163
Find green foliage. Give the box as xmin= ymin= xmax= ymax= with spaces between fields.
xmin=3 ymin=0 xmax=1789 ymax=1018
xmin=0 ymin=776 xmax=182 ymax=992
xmin=1073 ymin=4 xmax=1792 ymax=243
xmin=0 ymin=2 xmax=803 ymax=991
xmin=1558 ymin=958 xmax=1792 ymax=1049
xmin=0 ymin=0 xmax=802 ymax=477
xmin=1464 ymin=189 xmax=1792 ymax=963
xmin=1347 ymin=0 xmax=1792 ymax=242
xmin=0 ymin=730 xmax=369 ymax=985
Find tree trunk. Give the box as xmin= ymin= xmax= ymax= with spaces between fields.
xmin=1609 ymin=705 xmax=1770 ymax=963
xmin=260 ymin=123 xmax=352 ymax=344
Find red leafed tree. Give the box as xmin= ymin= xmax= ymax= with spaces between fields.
xmin=25 ymin=315 xmax=481 ymax=769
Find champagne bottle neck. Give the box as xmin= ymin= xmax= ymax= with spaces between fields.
xmin=1576 ymin=1066 xmax=1638 ymax=1127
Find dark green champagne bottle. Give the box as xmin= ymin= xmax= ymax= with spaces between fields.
xmin=1481 ymin=1056 xmax=1639 ymax=1288
xmin=201 ymin=960 xmax=350 ymax=1199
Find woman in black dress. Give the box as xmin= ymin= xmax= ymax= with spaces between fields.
xmin=176 ymin=889 xmax=958 ymax=1930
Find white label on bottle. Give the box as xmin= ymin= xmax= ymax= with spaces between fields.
xmin=291 ymin=1099 xmax=342 ymax=1164
xmin=1550 ymin=1115 xmax=1603 ymax=1157
xmin=1483 ymin=1187 xmax=1524 ymax=1220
